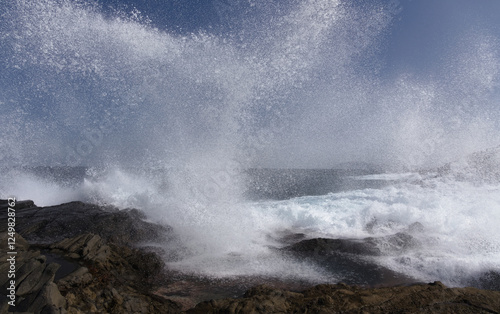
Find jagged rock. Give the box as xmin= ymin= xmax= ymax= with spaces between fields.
xmin=50 ymin=234 xmax=110 ymax=264
xmin=123 ymin=296 xmax=150 ymax=313
xmin=0 ymin=204 xmax=182 ymax=314
xmin=1 ymin=201 xmax=173 ymax=246
xmin=44 ymin=233 xmax=182 ymax=313
xmin=189 ymin=282 xmax=500 ymax=313
xmin=57 ymin=267 xmax=93 ymax=292
xmin=16 ymin=262 xmax=60 ymax=296
xmin=0 ymin=232 xmax=66 ymax=313
xmin=110 ymin=288 xmax=123 ymax=305
xmin=11 ymin=254 xmax=46 ymax=287
xmin=0 ymin=232 xmax=34 ymax=289
xmin=28 ymin=282 xmax=67 ymax=314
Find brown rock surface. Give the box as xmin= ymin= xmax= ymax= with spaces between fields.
xmin=190 ymin=282 xmax=500 ymax=313
xmin=0 ymin=199 xmax=181 ymax=313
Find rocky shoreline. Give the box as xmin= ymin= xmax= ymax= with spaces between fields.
xmin=1 ymin=199 xmax=500 ymax=313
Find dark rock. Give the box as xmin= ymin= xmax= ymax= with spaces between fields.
xmin=50 ymin=234 xmax=110 ymax=264
xmin=16 ymin=262 xmax=59 ymax=296
xmin=57 ymin=267 xmax=93 ymax=292
xmin=0 ymin=249 xmax=43 ymax=288
xmin=284 ymin=233 xmax=420 ymax=258
xmin=374 ymin=232 xmax=421 ymax=254
xmin=0 ymin=199 xmax=36 ymax=211
xmin=0 ymin=294 xmax=9 ymax=314
xmin=0 ymin=232 xmax=64 ymax=313
xmin=0 ymin=201 xmax=182 ymax=313
xmin=470 ymin=270 xmax=500 ymax=291
xmin=0 ymin=200 xmax=173 ymax=246
xmin=28 ymin=282 xmax=66 ymax=314
xmin=189 ymin=282 xmax=500 ymax=313
xmin=284 ymin=237 xmax=382 ymax=256
xmin=47 ymin=232 xmax=183 ymax=313
xmin=3 ymin=199 xmax=500 ymax=313
xmin=281 ymin=236 xmax=419 ymax=286
xmin=407 ymin=221 xmax=425 ymax=233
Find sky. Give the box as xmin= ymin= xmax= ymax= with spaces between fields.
xmin=385 ymin=0 xmax=500 ymax=76
xmin=1 ymin=0 xmax=500 ymax=169
xmin=92 ymin=0 xmax=500 ymax=77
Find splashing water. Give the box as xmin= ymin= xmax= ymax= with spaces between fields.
xmin=1 ymin=0 xmax=500 ymax=285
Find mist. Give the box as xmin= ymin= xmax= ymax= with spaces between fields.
xmin=1 ymin=0 xmax=499 ymax=173
xmin=1 ymin=0 xmax=500 ymax=285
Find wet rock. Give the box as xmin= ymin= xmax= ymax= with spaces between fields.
xmin=28 ymin=282 xmax=67 ymax=314
xmin=16 ymin=262 xmax=60 ymax=296
xmin=3 ymin=199 xmax=500 ymax=313
xmin=57 ymin=267 xmax=93 ymax=292
xmin=471 ymin=270 xmax=500 ymax=291
xmin=1 ymin=201 xmax=172 ymax=246
xmin=50 ymin=234 xmax=110 ymax=264
xmin=0 ymin=200 xmax=182 ymax=314
xmin=46 ymin=232 xmax=182 ymax=313
xmin=374 ymin=232 xmax=421 ymax=254
xmin=407 ymin=221 xmax=425 ymax=233
xmin=189 ymin=282 xmax=500 ymax=313
xmin=0 ymin=199 xmax=36 ymax=211
xmin=284 ymin=237 xmax=382 ymax=256
xmin=0 ymin=232 xmax=66 ymax=313
xmin=282 ymin=236 xmax=418 ymax=286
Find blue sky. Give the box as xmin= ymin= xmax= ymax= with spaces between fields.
xmin=93 ymin=0 xmax=500 ymax=77
xmin=1 ymin=0 xmax=499 ymax=168
xmin=386 ymin=0 xmax=500 ymax=76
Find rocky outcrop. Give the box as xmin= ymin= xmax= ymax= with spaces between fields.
xmin=50 ymin=232 xmax=181 ymax=313
xmin=280 ymin=232 xmax=420 ymax=287
xmin=1 ymin=200 xmax=172 ymax=246
xmin=189 ymin=282 xmax=500 ymax=313
xmin=0 ymin=230 xmax=182 ymax=313
xmin=0 ymin=199 xmax=181 ymax=313
xmin=0 ymin=232 xmax=66 ymax=313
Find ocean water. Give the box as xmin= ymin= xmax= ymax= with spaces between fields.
xmin=1 ymin=0 xmax=500 ymax=288
xmin=2 ymin=163 xmax=500 ymax=288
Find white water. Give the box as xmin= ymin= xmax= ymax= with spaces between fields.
xmin=3 ymin=166 xmax=500 ymax=286
xmin=252 ymin=175 xmax=500 ymax=286
xmin=1 ymin=0 xmax=500 ymax=287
